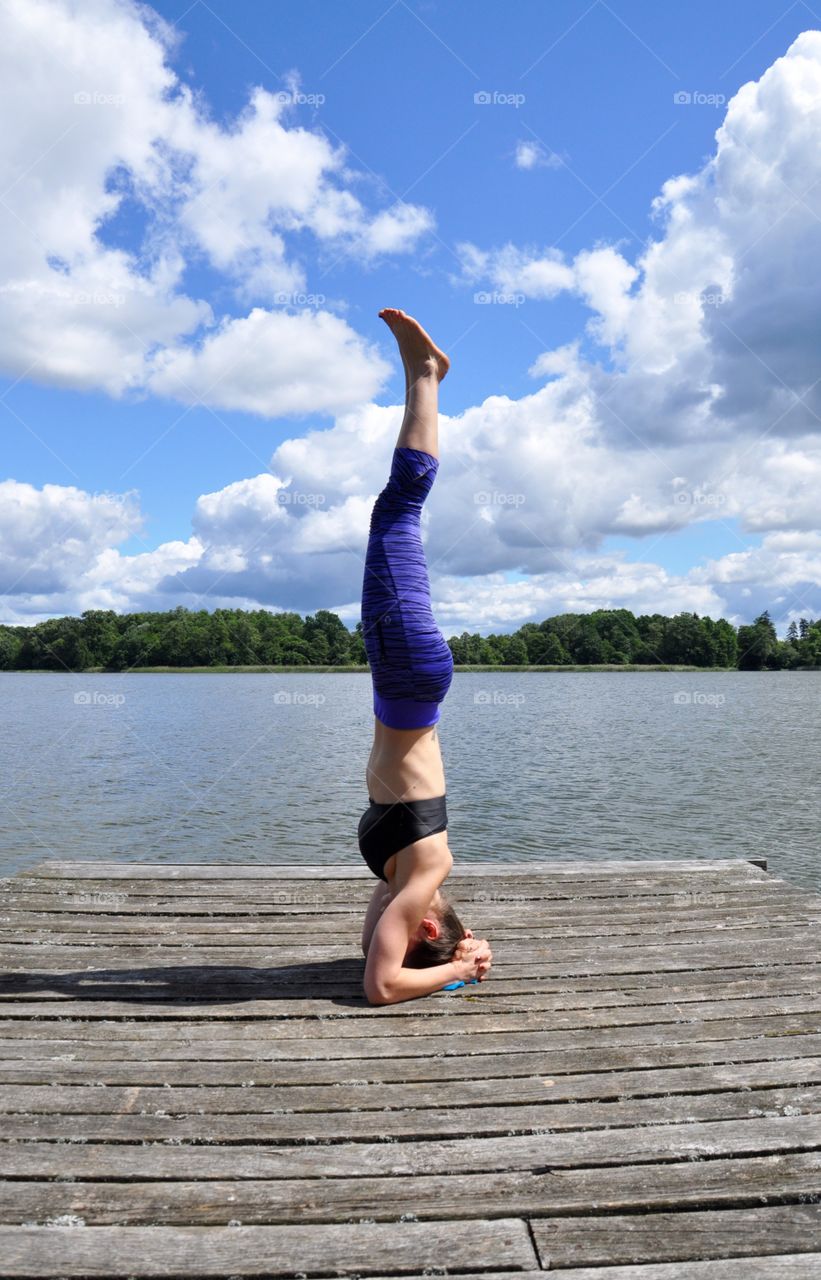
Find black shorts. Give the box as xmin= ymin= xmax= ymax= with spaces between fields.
xmin=358 ymin=794 xmax=448 ymax=882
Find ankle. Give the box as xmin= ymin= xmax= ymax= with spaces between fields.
xmin=409 ymin=355 xmax=441 ymax=382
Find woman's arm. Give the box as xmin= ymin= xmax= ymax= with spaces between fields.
xmin=366 ymin=937 xmax=492 ymax=1004
xmin=361 ymin=881 xmax=391 ymax=956
xmin=363 ymin=861 xmax=447 ymax=1004
xmin=367 ymin=957 xmax=462 ymax=1005
xmin=362 ymin=856 xmax=490 ymax=1004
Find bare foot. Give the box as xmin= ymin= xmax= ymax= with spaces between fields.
xmin=379 ymin=308 xmax=450 ymax=382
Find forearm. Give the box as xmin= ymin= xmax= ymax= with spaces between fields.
xmin=367 ymin=960 xmax=459 ymax=1005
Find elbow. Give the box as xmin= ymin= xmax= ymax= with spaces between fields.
xmin=363 ymin=978 xmax=394 ymax=1006
xmin=363 ymin=954 xmax=396 ymax=1005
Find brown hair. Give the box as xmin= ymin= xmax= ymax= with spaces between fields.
xmin=404 ymin=895 xmax=466 ymax=969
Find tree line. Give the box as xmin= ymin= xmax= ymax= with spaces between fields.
xmin=0 ymin=605 xmax=819 ymax=672
xmin=449 ymin=609 xmax=821 ymax=669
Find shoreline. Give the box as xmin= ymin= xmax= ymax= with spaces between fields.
xmin=3 ymin=663 xmax=814 ymax=675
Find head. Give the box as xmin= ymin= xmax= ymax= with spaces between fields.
xmin=403 ymin=889 xmax=466 ymax=969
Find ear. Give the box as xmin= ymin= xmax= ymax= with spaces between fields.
xmin=419 ymin=915 xmax=441 ymax=941
xmin=414 ymin=916 xmax=440 ymax=947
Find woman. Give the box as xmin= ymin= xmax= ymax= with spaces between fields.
xmin=357 ymin=308 xmax=492 ymax=1005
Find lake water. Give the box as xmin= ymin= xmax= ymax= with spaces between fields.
xmin=1 ymin=671 xmax=819 ymax=892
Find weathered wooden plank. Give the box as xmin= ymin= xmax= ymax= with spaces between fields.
xmin=5 ymin=894 xmax=814 ymax=921
xmin=5 ymin=964 xmax=821 ymax=1018
xmin=4 ymin=1115 xmax=821 ymax=1178
xmin=9 ymin=968 xmax=817 ymax=1007
xmin=2 ymin=887 xmax=802 ymax=918
xmin=0 ymin=872 xmax=793 ymax=897
xmin=0 ymin=1218 xmax=537 ymax=1277
xmin=533 ymin=1205 xmax=821 ymax=1268
xmin=8 ymin=871 xmax=774 ymax=897
xmin=0 ymin=1025 xmax=819 ymax=1086
xmin=3 ymin=1051 xmax=821 ymax=1114
xmin=540 ymin=1260 xmax=821 ymax=1280
xmin=3 ymin=1152 xmax=821 ymax=1223
xmin=3 ymin=1083 xmax=818 ymax=1143
xmin=1 ymin=1008 xmax=819 ymax=1070
xmin=6 ymin=912 xmax=820 ymax=949
xmin=1 ymin=958 xmax=818 ymax=1006
xmin=4 ymin=901 xmax=817 ymax=931
xmin=0 ymin=896 xmax=810 ymax=922
xmin=311 ymin=1260 xmax=821 ymax=1280
xmin=3 ymin=924 xmax=818 ymax=965
xmin=2 ymin=1012 xmax=820 ymax=1084
xmin=4 ymin=993 xmax=821 ymax=1056
xmin=5 ymin=914 xmax=819 ymax=954
xmin=3 ymin=895 xmax=796 ymax=926
xmin=17 ymin=999 xmax=821 ymax=1043
xmin=294 ymin=1261 xmax=821 ymax=1280
xmin=3 ymin=970 xmax=821 ymax=1026
xmin=7 ymin=924 xmax=818 ymax=958
xmin=25 ymin=858 xmax=770 ymax=878
xmin=5 ymin=875 xmax=793 ymax=904
xmin=3 ymin=975 xmax=819 ymax=1016
xmin=5 ymin=916 xmax=820 ymax=952
xmin=0 ymin=1231 xmax=814 ymax=1280
xmin=2 ymin=868 xmax=779 ymax=898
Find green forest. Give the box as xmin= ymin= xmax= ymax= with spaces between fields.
xmin=1 ymin=606 xmax=819 ymax=671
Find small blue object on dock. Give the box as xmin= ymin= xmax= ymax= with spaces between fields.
xmin=441 ymin=977 xmax=480 ymax=990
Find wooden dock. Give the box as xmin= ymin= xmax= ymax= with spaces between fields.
xmin=1 ymin=856 xmax=821 ymax=1277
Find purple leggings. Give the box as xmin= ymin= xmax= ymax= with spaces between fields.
xmin=360 ymin=447 xmax=454 ymax=729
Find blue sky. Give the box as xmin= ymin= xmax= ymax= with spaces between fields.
xmin=2 ymin=0 xmax=820 ymax=633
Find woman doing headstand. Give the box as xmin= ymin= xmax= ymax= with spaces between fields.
xmin=358 ymin=309 xmax=492 ymax=1005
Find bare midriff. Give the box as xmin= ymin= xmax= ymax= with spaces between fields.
xmin=365 ymin=717 xmax=446 ymax=803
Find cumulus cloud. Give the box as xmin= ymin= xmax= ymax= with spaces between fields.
xmin=149 ymin=309 xmax=391 ymax=417
xmin=351 ymin=204 xmax=436 ymax=258
xmin=83 ymin=537 xmax=205 ymax=611
xmin=465 ymin=31 xmax=821 ymax=448
xmin=456 ymin=241 xmax=575 ymax=298
xmin=4 ymin=27 xmax=821 ymax=632
xmin=170 ymin=81 xmax=435 ymax=293
xmin=0 ymin=0 xmax=431 ymax=414
xmin=0 ymin=481 xmax=142 ymax=598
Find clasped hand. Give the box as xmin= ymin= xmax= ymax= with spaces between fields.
xmin=451 ymin=927 xmax=492 ymax=981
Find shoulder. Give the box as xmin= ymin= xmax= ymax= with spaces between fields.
xmin=389 ymin=833 xmax=451 ymax=894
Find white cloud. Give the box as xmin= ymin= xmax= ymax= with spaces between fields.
xmin=170 ymin=83 xmax=435 ymax=293
xmin=149 ymin=308 xmax=392 ymax=417
xmin=448 ymin=29 xmax=821 ymax=603
xmin=5 ymin=28 xmax=821 ymax=632
xmin=84 ymin=537 xmax=205 ymax=612
xmin=433 ymin=559 xmax=728 ymax=633
xmin=0 ymin=480 xmax=141 ymax=597
xmin=572 ymin=246 xmax=640 ymax=349
xmin=456 ymin=241 xmax=575 ymax=298
xmin=4 ymin=399 xmax=821 ymax=628
xmin=0 ymin=0 xmax=432 ymax=414
xmin=514 ymin=140 xmax=563 ymax=171
xmin=353 ymin=204 xmax=436 ymax=258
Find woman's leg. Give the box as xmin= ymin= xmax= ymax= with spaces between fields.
xmin=360 ymin=310 xmax=454 ymax=729
xmin=378 ymin=308 xmax=449 ymax=457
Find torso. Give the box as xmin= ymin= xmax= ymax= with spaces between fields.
xmin=364 ymin=718 xmax=450 ymax=889
xmin=365 ymin=718 xmax=446 ymax=804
